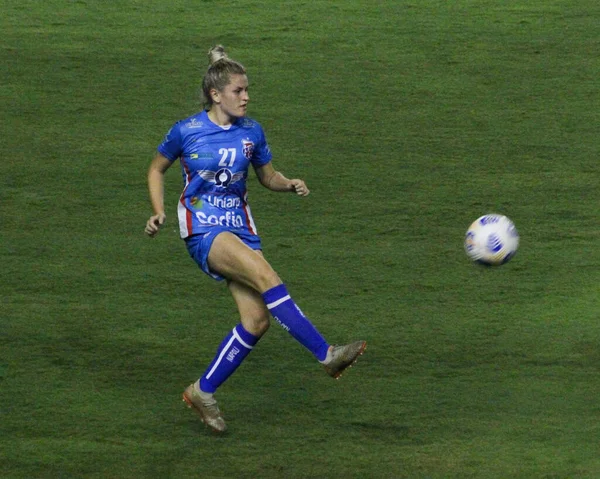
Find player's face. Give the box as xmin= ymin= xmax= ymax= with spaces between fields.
xmin=215 ymin=74 xmax=249 ymax=119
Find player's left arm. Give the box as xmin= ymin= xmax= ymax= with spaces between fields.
xmin=254 ymin=162 xmax=309 ymax=196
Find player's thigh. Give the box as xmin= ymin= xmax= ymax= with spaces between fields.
xmin=227 ymin=279 xmax=270 ymax=337
xmin=208 ymin=232 xmax=280 ymax=292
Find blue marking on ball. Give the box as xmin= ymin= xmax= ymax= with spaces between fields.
xmin=486 ymin=233 xmax=503 ymax=253
xmin=479 ymin=215 xmax=500 ymax=225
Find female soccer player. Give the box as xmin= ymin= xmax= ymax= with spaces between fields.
xmin=145 ymin=45 xmax=365 ymax=433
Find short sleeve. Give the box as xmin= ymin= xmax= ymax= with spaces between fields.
xmin=157 ymin=122 xmax=183 ymax=162
xmin=250 ymin=126 xmax=273 ymax=167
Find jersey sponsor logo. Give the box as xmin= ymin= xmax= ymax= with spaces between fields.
xmin=185 ymin=118 xmax=203 ymax=128
xmin=197 ymin=168 xmax=245 ymax=188
xmin=205 ymin=194 xmax=241 ymax=208
xmin=195 ymin=211 xmax=244 ymax=228
xmin=242 ymin=139 xmax=254 ymax=160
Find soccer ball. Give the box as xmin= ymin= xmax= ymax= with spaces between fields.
xmin=464 ymin=214 xmax=519 ymax=266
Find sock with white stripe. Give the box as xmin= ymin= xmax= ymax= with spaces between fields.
xmin=262 ymin=284 xmax=329 ymax=361
xmin=199 ymin=324 xmax=259 ymax=393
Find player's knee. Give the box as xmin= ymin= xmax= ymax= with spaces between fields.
xmin=244 ymin=314 xmax=270 ymax=337
xmin=257 ymin=316 xmax=270 ymax=335
xmin=253 ymin=266 xmax=281 ymax=293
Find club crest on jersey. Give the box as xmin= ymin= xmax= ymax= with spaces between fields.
xmin=197 ymin=169 xmax=245 ymax=188
xmin=242 ymin=139 xmax=254 ymax=160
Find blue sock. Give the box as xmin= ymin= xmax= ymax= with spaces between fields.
xmin=262 ymin=284 xmax=329 ymax=361
xmin=199 ymin=324 xmax=259 ymax=393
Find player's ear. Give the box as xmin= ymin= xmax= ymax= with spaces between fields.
xmin=210 ymin=88 xmax=220 ymax=104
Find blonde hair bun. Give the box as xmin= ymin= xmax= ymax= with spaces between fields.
xmin=207 ymin=45 xmax=228 ymax=65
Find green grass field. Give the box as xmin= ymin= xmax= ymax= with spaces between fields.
xmin=2 ymin=1 xmax=600 ymax=477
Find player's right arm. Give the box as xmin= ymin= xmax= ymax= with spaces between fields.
xmin=145 ymin=152 xmax=173 ymax=237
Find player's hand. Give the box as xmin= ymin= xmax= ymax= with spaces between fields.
xmin=145 ymin=213 xmax=166 ymax=237
xmin=290 ymin=179 xmax=309 ymax=197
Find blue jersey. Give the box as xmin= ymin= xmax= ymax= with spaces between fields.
xmin=157 ymin=110 xmax=273 ymax=239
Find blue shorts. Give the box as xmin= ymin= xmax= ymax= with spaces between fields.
xmin=185 ymin=227 xmax=262 ymax=281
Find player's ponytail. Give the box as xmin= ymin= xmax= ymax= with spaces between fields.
xmin=201 ymin=45 xmax=246 ymax=109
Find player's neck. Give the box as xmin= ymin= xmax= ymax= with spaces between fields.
xmin=207 ymin=109 xmax=236 ymax=127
